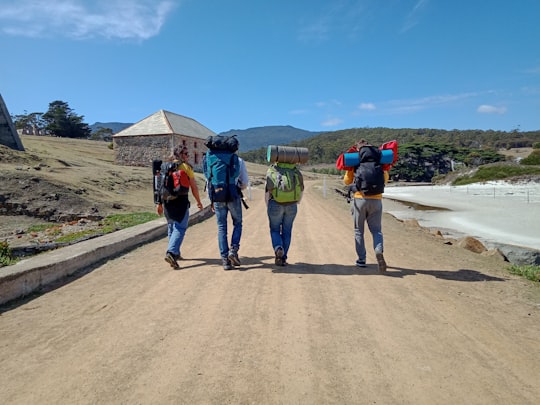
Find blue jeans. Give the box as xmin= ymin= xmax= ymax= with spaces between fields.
xmin=267 ymin=199 xmax=297 ymax=260
xmin=352 ymin=197 xmax=383 ymax=261
xmin=213 ymin=198 xmax=243 ymax=258
xmin=167 ymin=208 xmax=190 ymax=257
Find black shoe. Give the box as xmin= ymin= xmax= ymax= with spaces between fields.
xmin=165 ymin=252 xmax=180 ymax=270
xmin=376 ymin=253 xmax=387 ymax=273
xmin=228 ymin=251 xmax=241 ymax=266
xmin=355 ymin=259 xmax=366 ymax=268
xmin=222 ymin=258 xmax=233 ymax=270
xmin=275 ymin=247 xmax=284 ymax=266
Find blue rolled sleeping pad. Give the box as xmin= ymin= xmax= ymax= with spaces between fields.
xmin=344 ymin=149 xmax=393 ymax=167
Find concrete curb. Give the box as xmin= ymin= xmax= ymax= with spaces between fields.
xmin=0 ymin=206 xmax=214 ymax=306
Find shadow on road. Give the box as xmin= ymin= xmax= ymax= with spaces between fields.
xmin=383 ymin=267 xmax=506 ymax=281
xmin=262 ymin=262 xmax=506 ymax=282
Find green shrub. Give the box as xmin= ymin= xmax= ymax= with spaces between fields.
xmin=521 ymin=149 xmax=540 ymax=165
xmin=54 ymin=212 xmax=159 ymax=243
xmin=0 ymin=241 xmax=17 ymax=267
xmin=508 ymin=264 xmax=540 ymax=282
xmin=453 ymin=165 xmax=540 ymax=185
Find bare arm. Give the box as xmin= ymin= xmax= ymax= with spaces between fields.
xmin=190 ymin=177 xmax=203 ymax=210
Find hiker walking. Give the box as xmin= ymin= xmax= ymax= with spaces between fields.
xmin=156 ymin=145 xmax=203 ymax=270
xmin=343 ymin=139 xmax=389 ymax=273
xmin=203 ymin=135 xmax=249 ymax=270
xmin=265 ymin=147 xmax=306 ymax=266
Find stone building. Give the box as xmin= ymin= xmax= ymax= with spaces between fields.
xmin=0 ymin=93 xmax=25 ymax=151
xmin=112 ymin=110 xmax=214 ymax=170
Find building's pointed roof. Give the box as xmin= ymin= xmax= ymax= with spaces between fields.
xmin=113 ymin=110 xmax=215 ymax=139
xmin=0 ymin=93 xmax=25 ymax=151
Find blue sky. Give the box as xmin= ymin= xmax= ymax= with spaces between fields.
xmin=1 ymin=0 xmax=539 ymax=134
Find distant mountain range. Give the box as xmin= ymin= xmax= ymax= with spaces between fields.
xmin=90 ymin=122 xmax=132 ymax=134
xmin=90 ymin=122 xmax=321 ymax=152
xmin=218 ymin=126 xmax=322 ymax=152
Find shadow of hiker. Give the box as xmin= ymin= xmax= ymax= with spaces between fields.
xmin=177 ymin=256 xmax=274 ymax=271
xmin=268 ymin=262 xmax=506 ymax=281
xmin=273 ymin=262 xmax=375 ymax=276
xmin=165 ymin=257 xmax=506 ymax=282
xmin=383 ymin=266 xmax=506 ymax=282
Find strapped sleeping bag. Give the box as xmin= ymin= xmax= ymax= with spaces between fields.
xmin=351 ymin=146 xmax=385 ymax=196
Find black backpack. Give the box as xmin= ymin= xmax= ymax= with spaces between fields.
xmin=352 ymin=146 xmax=385 ymax=195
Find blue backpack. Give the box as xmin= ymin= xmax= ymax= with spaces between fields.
xmin=203 ymin=149 xmax=240 ymax=203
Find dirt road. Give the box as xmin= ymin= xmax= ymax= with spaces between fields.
xmin=0 ymin=182 xmax=539 ymax=404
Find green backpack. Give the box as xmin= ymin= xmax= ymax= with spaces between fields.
xmin=267 ymin=162 xmax=304 ymax=203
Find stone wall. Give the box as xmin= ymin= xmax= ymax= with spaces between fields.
xmin=113 ymin=134 xmax=207 ymax=171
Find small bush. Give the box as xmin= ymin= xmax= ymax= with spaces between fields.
xmin=0 ymin=240 xmax=17 ymax=267
xmin=453 ymin=165 xmax=540 ymax=185
xmin=508 ymin=264 xmax=540 ymax=282
xmin=521 ymin=149 xmax=540 ymax=165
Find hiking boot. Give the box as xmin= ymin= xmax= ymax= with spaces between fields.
xmin=355 ymin=259 xmax=366 ymax=268
xmin=275 ymin=247 xmax=284 ymax=266
xmin=376 ymin=253 xmax=387 ymax=273
xmin=228 ymin=251 xmax=241 ymax=266
xmin=222 ymin=258 xmax=233 ymax=270
xmin=165 ymin=252 xmax=180 ymax=270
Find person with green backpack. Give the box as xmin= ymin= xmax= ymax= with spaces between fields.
xmin=265 ymin=146 xmax=307 ymax=266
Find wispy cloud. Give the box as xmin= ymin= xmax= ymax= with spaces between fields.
xmin=0 ymin=0 xmax=177 ymax=40
xmin=297 ymin=0 xmax=367 ymax=42
xmin=316 ymin=99 xmax=342 ymax=108
xmin=321 ymin=117 xmax=343 ymax=127
xmin=386 ymin=92 xmax=480 ymax=113
xmin=477 ymin=105 xmax=507 ymax=115
xmin=358 ymin=102 xmax=376 ymax=111
xmin=522 ymin=66 xmax=540 ymax=75
xmin=401 ymin=0 xmax=429 ymax=33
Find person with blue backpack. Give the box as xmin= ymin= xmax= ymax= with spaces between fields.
xmin=203 ymin=135 xmax=249 ymax=270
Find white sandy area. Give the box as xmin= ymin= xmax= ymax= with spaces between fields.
xmin=383 ymin=181 xmax=540 ymax=251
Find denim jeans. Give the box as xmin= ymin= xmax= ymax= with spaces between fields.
xmin=352 ymin=197 xmax=383 ymax=261
xmin=213 ymin=198 xmax=243 ymax=258
xmin=167 ymin=207 xmax=190 ymax=257
xmin=267 ymin=199 xmax=297 ymax=260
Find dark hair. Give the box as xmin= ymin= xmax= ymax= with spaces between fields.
xmin=173 ymin=145 xmax=188 ymax=158
xmin=356 ymin=139 xmax=369 ymax=148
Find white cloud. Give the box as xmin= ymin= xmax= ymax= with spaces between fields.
xmin=321 ymin=117 xmax=343 ymax=127
xmin=523 ymin=66 xmax=540 ymax=74
xmin=477 ymin=105 xmax=507 ymax=115
xmin=401 ymin=0 xmax=429 ymax=33
xmin=0 ymin=0 xmax=177 ymax=40
xmin=358 ymin=102 xmax=376 ymax=111
xmin=297 ymin=1 xmax=367 ymax=42
xmin=289 ymin=109 xmax=309 ymax=115
xmin=383 ymin=92 xmax=481 ymax=114
xmin=315 ymin=99 xmax=342 ymax=108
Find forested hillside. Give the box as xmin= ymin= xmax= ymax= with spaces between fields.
xmin=240 ymin=127 xmax=540 ymax=182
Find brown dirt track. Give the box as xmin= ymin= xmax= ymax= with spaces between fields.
xmin=1 ymin=180 xmax=539 ymax=404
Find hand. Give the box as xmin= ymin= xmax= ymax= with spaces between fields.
xmin=156 ymin=204 xmax=163 ymax=216
xmin=197 ymin=201 xmax=203 ymax=211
